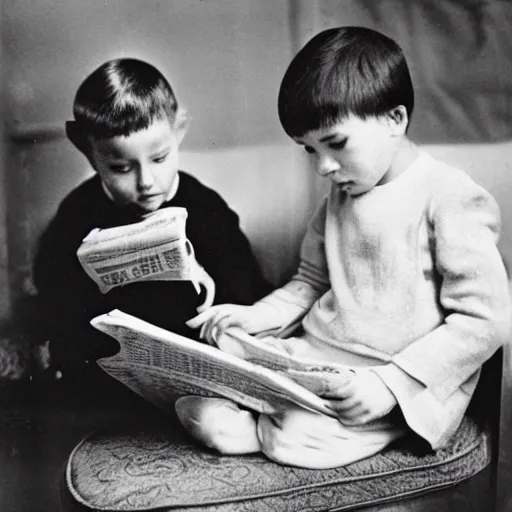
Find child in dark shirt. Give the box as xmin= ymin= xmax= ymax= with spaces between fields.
xmin=33 ymin=58 xmax=271 ymax=380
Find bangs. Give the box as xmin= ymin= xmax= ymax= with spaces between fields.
xmin=278 ymin=27 xmax=414 ymax=138
xmin=279 ymin=82 xmax=349 ymax=138
xmin=278 ymin=76 xmax=358 ymax=138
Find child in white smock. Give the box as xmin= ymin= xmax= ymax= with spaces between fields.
xmin=177 ymin=26 xmax=511 ymax=469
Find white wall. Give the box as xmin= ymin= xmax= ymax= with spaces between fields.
xmin=3 ymin=0 xmax=292 ymax=149
xmin=181 ymin=145 xmax=312 ymax=285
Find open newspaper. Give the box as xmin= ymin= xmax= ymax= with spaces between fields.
xmin=92 ymin=310 xmax=355 ymax=417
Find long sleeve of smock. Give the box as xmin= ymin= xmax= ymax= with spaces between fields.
xmin=375 ymin=177 xmax=511 ymax=448
xmin=257 ymin=199 xmax=331 ymax=331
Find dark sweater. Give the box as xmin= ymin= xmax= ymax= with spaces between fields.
xmin=33 ymin=171 xmax=271 ymax=373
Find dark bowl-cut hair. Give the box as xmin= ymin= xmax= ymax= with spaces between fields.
xmin=72 ymin=58 xmax=178 ymax=139
xmin=278 ymin=26 xmax=414 ymax=138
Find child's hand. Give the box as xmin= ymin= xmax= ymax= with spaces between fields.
xmin=195 ymin=266 xmax=216 ymax=314
xmin=186 ymin=302 xmax=283 ymax=345
xmin=323 ymin=370 xmax=397 ymax=425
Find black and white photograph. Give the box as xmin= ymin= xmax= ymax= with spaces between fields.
xmin=1 ymin=1 xmax=511 ymax=511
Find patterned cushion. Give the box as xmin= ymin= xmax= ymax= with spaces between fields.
xmin=66 ymin=410 xmax=490 ymax=512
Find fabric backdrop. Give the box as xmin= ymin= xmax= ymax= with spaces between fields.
xmin=303 ymin=0 xmax=512 ymax=144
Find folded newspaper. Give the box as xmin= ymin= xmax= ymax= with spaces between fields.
xmin=77 ymin=207 xmax=203 ymax=294
xmin=92 ymin=310 xmax=355 ymax=417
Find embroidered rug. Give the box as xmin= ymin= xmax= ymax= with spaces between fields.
xmin=66 ymin=411 xmax=490 ymax=512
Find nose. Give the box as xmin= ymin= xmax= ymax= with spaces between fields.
xmin=316 ymin=153 xmax=340 ymax=177
xmin=137 ymin=165 xmax=155 ymax=191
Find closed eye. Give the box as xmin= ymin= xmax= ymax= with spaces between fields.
xmin=109 ymin=163 xmax=131 ymax=173
xmin=303 ymin=145 xmax=315 ymax=154
xmin=328 ymin=139 xmax=347 ymax=150
xmin=153 ymin=152 xmax=169 ymax=164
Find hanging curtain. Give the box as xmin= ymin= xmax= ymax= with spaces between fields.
xmin=292 ymin=0 xmax=512 ymax=144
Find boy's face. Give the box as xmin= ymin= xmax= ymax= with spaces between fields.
xmin=293 ymin=111 xmax=406 ymax=196
xmin=88 ymin=117 xmax=185 ymax=212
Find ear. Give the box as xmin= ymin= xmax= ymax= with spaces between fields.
xmin=172 ymin=109 xmax=190 ymax=145
xmin=65 ymin=121 xmax=90 ymax=155
xmin=385 ymin=106 xmax=408 ymax=135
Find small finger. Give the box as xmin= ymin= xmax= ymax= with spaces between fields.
xmin=339 ymin=407 xmax=365 ymax=420
xmin=199 ymin=320 xmax=209 ymax=341
xmin=328 ymin=398 xmax=359 ymax=412
xmin=202 ymin=310 xmax=233 ymax=343
xmin=196 ymin=291 xmax=214 ymax=314
xmin=186 ymin=308 xmax=219 ymax=329
xmin=337 ymin=416 xmax=360 ymax=427
xmin=323 ymin=372 xmax=358 ymax=397
xmin=215 ymin=316 xmax=243 ymax=334
xmin=321 ymin=384 xmax=354 ymax=400
xmin=201 ymin=318 xmax=217 ymax=342
xmin=337 ymin=413 xmax=371 ymax=426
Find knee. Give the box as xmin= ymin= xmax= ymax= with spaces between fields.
xmin=174 ymin=396 xmax=233 ymax=453
xmin=175 ymin=396 xmax=260 ymax=455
